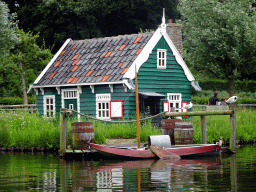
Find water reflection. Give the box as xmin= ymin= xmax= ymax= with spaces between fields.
xmin=1 ymin=145 xmax=256 ymax=191
xmin=60 ymin=157 xmax=222 ymax=191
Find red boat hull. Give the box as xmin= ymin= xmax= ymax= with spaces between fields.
xmin=89 ymin=143 xmax=220 ymax=159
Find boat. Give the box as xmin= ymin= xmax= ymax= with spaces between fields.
xmin=89 ymin=143 xmax=220 ymax=159
xmin=89 ymin=65 xmax=220 ymax=159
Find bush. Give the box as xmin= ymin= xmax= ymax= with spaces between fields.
xmin=0 ymin=96 xmax=36 ymax=105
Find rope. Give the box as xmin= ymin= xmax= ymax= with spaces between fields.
xmin=72 ymin=110 xmax=165 ymax=124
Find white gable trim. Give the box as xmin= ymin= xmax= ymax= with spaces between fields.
xmin=34 ymin=38 xmax=72 ymax=84
xmin=123 ymin=26 xmax=195 ymax=82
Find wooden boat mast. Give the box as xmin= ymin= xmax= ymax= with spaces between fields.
xmin=135 ymin=65 xmax=140 ymax=148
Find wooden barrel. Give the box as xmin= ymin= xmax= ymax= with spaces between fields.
xmin=162 ymin=119 xmax=181 ymax=144
xmin=174 ymin=122 xmax=193 ymax=145
xmin=70 ymin=122 xmax=94 ymax=150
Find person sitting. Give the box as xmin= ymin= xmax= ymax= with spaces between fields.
xmin=219 ymin=98 xmax=226 ymax=105
xmin=208 ymin=92 xmax=219 ymax=105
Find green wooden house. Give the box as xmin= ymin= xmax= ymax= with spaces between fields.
xmin=28 ymin=14 xmax=201 ymax=121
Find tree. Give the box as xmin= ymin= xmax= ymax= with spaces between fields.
xmin=5 ymin=30 xmax=52 ymax=104
xmin=179 ymin=0 xmax=256 ymax=96
xmin=0 ymin=0 xmax=19 ymax=58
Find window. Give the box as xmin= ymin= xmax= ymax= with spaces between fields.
xmin=167 ymin=93 xmax=181 ymax=112
xmin=157 ymin=49 xmax=167 ymax=69
xmin=96 ymin=94 xmax=111 ymax=119
xmin=44 ymin=95 xmax=55 ymax=117
xmin=63 ymin=90 xmax=78 ymax=99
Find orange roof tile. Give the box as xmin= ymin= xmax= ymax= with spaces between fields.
xmin=71 ymin=43 xmax=79 ymax=50
xmin=54 ymin=60 xmax=62 ymax=67
xmin=85 ymin=70 xmax=94 ymax=77
xmin=71 ymin=58 xmax=80 ymax=65
xmin=72 ymin=53 xmax=81 ymax=60
xmin=117 ymin=61 xmax=124 ymax=68
xmin=104 ymin=50 xmax=113 ymax=58
xmin=119 ymin=44 xmax=126 ymax=51
xmin=121 ymin=67 xmax=129 ymax=75
xmin=71 ymin=76 xmax=80 ymax=83
xmin=102 ymin=74 xmax=111 ymax=81
xmin=59 ymin=50 xmax=67 ymax=56
xmin=67 ymin=77 xmax=74 ymax=83
xmin=71 ymin=65 xmax=80 ymax=72
xmin=48 ymin=72 xmax=57 ymax=79
xmin=135 ymin=48 xmax=143 ymax=55
xmin=134 ymin=36 xmax=143 ymax=44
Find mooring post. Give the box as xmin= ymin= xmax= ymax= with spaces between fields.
xmin=60 ymin=108 xmax=68 ymax=156
xmin=201 ymin=115 xmax=207 ymax=144
xmin=230 ymin=105 xmax=236 ymax=152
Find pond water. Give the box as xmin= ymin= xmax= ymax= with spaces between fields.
xmin=0 ymin=145 xmax=256 ymax=191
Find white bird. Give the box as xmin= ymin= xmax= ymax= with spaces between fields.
xmin=226 ymin=96 xmax=238 ymax=104
xmin=182 ymin=101 xmax=193 ymax=110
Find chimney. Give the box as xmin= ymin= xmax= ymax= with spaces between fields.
xmin=166 ymin=20 xmax=183 ymax=57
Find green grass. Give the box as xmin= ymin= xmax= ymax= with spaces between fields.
xmin=1 ymin=107 xmax=256 ymax=148
xmin=192 ymin=107 xmax=256 ymax=144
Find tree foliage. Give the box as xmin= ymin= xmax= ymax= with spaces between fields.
xmin=4 ymin=29 xmax=52 ymax=104
xmin=0 ymin=0 xmax=19 ymax=58
xmin=179 ymin=0 xmax=256 ymax=96
xmin=5 ymin=0 xmax=179 ymax=53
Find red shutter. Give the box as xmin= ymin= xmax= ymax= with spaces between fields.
xmin=162 ymin=101 xmax=169 ymax=112
xmin=181 ymin=101 xmax=188 ymax=118
xmin=110 ymin=100 xmax=123 ymax=118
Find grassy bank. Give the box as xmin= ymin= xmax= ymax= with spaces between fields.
xmin=0 ymin=107 xmax=255 ymax=149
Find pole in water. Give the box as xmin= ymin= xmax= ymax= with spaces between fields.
xmin=135 ymin=64 xmax=140 ymax=148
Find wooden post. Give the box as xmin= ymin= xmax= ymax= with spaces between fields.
xmin=60 ymin=108 xmax=68 ymax=156
xmin=201 ymin=115 xmax=207 ymax=144
xmin=135 ymin=65 xmax=140 ymax=148
xmin=230 ymin=105 xmax=236 ymax=152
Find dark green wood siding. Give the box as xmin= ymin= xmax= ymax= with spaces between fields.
xmin=137 ymin=36 xmax=192 ymax=111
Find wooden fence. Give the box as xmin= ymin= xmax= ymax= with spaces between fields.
xmin=0 ymin=104 xmax=37 ymax=112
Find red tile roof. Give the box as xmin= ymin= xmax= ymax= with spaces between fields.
xmin=71 ymin=43 xmax=79 ymax=50
xmin=67 ymin=76 xmax=80 ymax=83
xmin=119 ymin=44 xmax=126 ymax=51
xmin=59 ymin=50 xmax=67 ymax=56
xmin=85 ymin=70 xmax=94 ymax=77
xmin=72 ymin=53 xmax=80 ymax=60
xmin=48 ymin=72 xmax=57 ymax=79
xmin=104 ymin=50 xmax=113 ymax=58
xmin=117 ymin=61 xmax=124 ymax=68
xmin=121 ymin=67 xmax=129 ymax=75
xmin=54 ymin=60 xmax=62 ymax=67
xmin=71 ymin=65 xmax=79 ymax=72
xmin=72 ymin=58 xmax=80 ymax=65
xmin=102 ymin=74 xmax=111 ymax=81
xmin=135 ymin=48 xmax=143 ymax=55
xmin=134 ymin=36 xmax=143 ymax=44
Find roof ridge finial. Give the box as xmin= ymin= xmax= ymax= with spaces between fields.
xmin=161 ymin=8 xmax=166 ymax=28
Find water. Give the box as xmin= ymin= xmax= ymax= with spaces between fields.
xmin=0 ymin=145 xmax=256 ymax=191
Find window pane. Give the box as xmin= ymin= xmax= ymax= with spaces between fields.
xmin=102 ymin=111 xmax=105 ymax=117
xmin=106 ymin=103 xmax=109 ymax=109
xmin=50 ymin=99 xmax=53 ymax=104
xmin=159 ymin=52 xmax=161 ymax=58
xmin=158 ymin=59 xmax=161 ymax=66
xmin=176 ymin=103 xmax=179 ymax=108
xmin=106 ymin=111 xmax=109 ymax=117
xmin=170 ymin=103 xmax=173 ymax=107
xmin=50 ymin=105 xmax=53 ymax=110
xmin=98 ymin=103 xmax=101 ymax=109
xmin=46 ymin=99 xmax=49 ymax=104
xmin=162 ymin=52 xmax=165 ymax=58
xmin=102 ymin=103 xmax=105 ymax=109
xmin=47 ymin=105 xmax=49 ymax=110
xmin=162 ymin=60 xmax=164 ymax=66
xmin=99 ymin=111 xmax=101 ymax=117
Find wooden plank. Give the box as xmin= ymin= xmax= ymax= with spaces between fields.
xmin=150 ymin=145 xmax=181 ymax=160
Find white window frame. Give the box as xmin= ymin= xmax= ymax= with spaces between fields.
xmin=62 ymin=90 xmax=78 ymax=99
xmin=44 ymin=95 xmax=55 ymax=117
xmin=167 ymin=93 xmax=182 ymax=112
xmin=157 ymin=49 xmax=167 ymax=69
xmin=96 ymin=94 xmax=111 ymax=119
